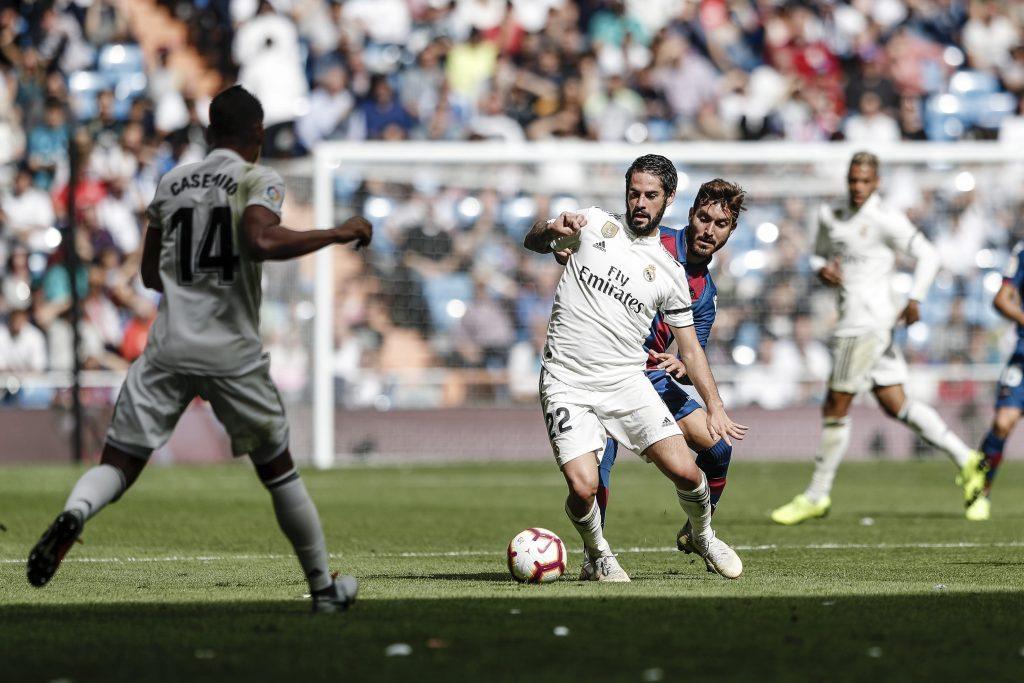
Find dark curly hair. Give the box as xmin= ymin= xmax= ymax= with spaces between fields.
xmin=625 ymin=154 xmax=678 ymax=196
xmin=691 ymin=178 xmax=746 ymax=228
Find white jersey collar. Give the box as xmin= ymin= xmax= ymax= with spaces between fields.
xmin=849 ymin=192 xmax=880 ymax=216
xmin=624 ymin=222 xmax=658 ymax=243
xmin=207 ymin=147 xmax=247 ymax=163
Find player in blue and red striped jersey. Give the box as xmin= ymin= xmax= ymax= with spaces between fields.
xmin=555 ymin=178 xmax=746 ymax=565
xmin=971 ymin=241 xmax=1024 ymax=520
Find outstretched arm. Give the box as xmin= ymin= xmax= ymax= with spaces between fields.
xmin=669 ymin=324 xmax=748 ymax=445
xmin=810 ymin=210 xmax=842 ymax=287
xmin=897 ymin=232 xmax=940 ymax=325
xmin=241 ymin=205 xmax=372 ymax=262
xmin=523 ymin=211 xmax=586 ymax=254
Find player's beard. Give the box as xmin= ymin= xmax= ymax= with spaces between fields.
xmin=627 ymin=201 xmax=667 ymax=236
xmin=687 ymin=231 xmax=717 ymax=262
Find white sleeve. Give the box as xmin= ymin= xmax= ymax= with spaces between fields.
xmin=245 ymin=166 xmax=286 ymax=217
xmin=661 ymin=269 xmax=694 ymax=328
xmin=881 ymin=207 xmax=937 ymax=302
xmin=906 ymin=231 xmax=940 ymax=302
xmin=879 ymin=206 xmax=920 ymax=255
xmin=808 ymin=204 xmax=830 ymax=273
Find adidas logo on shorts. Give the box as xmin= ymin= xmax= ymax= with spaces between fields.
xmin=593 ymin=241 xmax=606 ymax=251
xmin=661 ymin=416 xmax=673 ymax=426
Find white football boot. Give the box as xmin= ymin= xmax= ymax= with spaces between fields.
xmin=690 ymin=530 xmax=743 ymax=579
xmin=579 ymin=552 xmax=595 ymax=580
xmin=580 ymin=548 xmax=630 ymax=582
xmin=312 ymin=574 xmax=359 ymax=613
xmin=676 ymin=519 xmax=715 ymax=575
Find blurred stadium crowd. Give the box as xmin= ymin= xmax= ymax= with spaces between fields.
xmin=0 ymin=0 xmax=1023 ymax=410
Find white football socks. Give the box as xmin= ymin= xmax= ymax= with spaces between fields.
xmin=265 ymin=471 xmax=333 ymax=592
xmin=676 ymin=474 xmax=712 ymax=543
xmin=64 ymin=464 xmax=127 ymax=522
xmin=565 ymin=499 xmax=608 ymax=558
xmin=898 ymin=400 xmax=971 ymax=468
xmin=804 ymin=416 xmax=852 ymax=503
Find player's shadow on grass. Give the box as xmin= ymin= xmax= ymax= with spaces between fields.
xmin=3 ymin=592 xmax=1024 ymax=683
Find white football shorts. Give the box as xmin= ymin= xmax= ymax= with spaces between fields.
xmin=538 ymin=367 xmax=682 ymax=468
xmin=827 ymin=329 xmax=908 ymax=394
xmin=106 ymin=353 xmax=290 ymax=464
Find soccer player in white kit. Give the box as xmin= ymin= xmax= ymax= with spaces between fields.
xmin=27 ymin=86 xmax=372 ymax=612
xmin=524 ymin=154 xmax=748 ymax=581
xmin=771 ymin=152 xmax=987 ymax=525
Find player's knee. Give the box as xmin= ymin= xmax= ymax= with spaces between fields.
xmin=882 ymin=398 xmax=906 ymax=421
xmin=565 ymin=470 xmax=598 ymax=503
xmin=993 ymin=413 xmax=1018 ymax=438
xmin=669 ymin=458 xmax=703 ymax=490
xmin=254 ymin=448 xmax=296 ymax=487
xmin=569 ymin=479 xmax=598 ymax=503
xmin=100 ymin=443 xmax=147 ymax=490
xmin=822 ymin=392 xmax=851 ymax=418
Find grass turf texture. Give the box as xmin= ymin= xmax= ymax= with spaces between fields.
xmin=2 ymin=460 xmax=1023 ymax=682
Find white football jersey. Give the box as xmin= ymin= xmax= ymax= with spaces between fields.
xmin=812 ymin=193 xmax=937 ymax=336
xmin=143 ymin=148 xmax=285 ymax=376
xmin=542 ymin=207 xmax=694 ymax=390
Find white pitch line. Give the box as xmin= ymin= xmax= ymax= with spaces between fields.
xmin=2 ymin=540 xmax=1022 ymax=565
xmin=392 ymin=540 xmax=1024 ymax=558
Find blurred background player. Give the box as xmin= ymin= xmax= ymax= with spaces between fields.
xmin=26 ymin=85 xmax=373 ymax=613
xmin=525 ymin=154 xmax=747 ymax=582
xmin=581 ymin=179 xmax=745 ymax=562
xmin=972 ymin=241 xmax=1024 ymax=521
xmin=771 ymin=151 xmax=986 ymax=525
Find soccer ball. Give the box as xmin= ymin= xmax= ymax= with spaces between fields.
xmin=506 ymin=528 xmax=566 ymax=583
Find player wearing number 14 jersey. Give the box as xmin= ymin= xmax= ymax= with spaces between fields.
xmin=27 ymin=86 xmax=371 ymax=612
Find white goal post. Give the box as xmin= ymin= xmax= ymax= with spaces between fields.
xmin=309 ymin=140 xmax=1023 ymax=468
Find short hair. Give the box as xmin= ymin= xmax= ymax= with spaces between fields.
xmin=691 ymin=178 xmax=747 ymax=227
xmin=849 ymin=151 xmax=879 ymax=174
xmin=208 ymin=85 xmax=264 ymax=140
xmin=625 ymin=154 xmax=678 ymax=197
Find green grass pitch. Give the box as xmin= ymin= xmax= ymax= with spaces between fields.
xmin=2 ymin=459 xmax=1023 ymax=682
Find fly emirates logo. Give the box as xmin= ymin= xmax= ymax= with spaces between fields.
xmin=578 ymin=264 xmax=644 ymax=313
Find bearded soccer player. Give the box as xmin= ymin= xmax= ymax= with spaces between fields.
xmin=970 ymin=241 xmax=1024 ymax=521
xmin=524 ymin=154 xmax=748 ymax=582
xmin=771 ymin=151 xmax=986 ymax=525
xmin=27 ymin=85 xmax=372 ymax=612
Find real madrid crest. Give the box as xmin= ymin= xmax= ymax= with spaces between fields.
xmin=602 ymin=221 xmax=619 ymax=238
xmin=643 ymin=264 xmax=656 ymax=282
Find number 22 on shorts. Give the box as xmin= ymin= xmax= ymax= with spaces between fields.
xmin=545 ymin=407 xmax=573 ymax=438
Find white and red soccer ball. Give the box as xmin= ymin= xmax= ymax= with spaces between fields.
xmin=507 ymin=528 xmax=566 ymax=583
